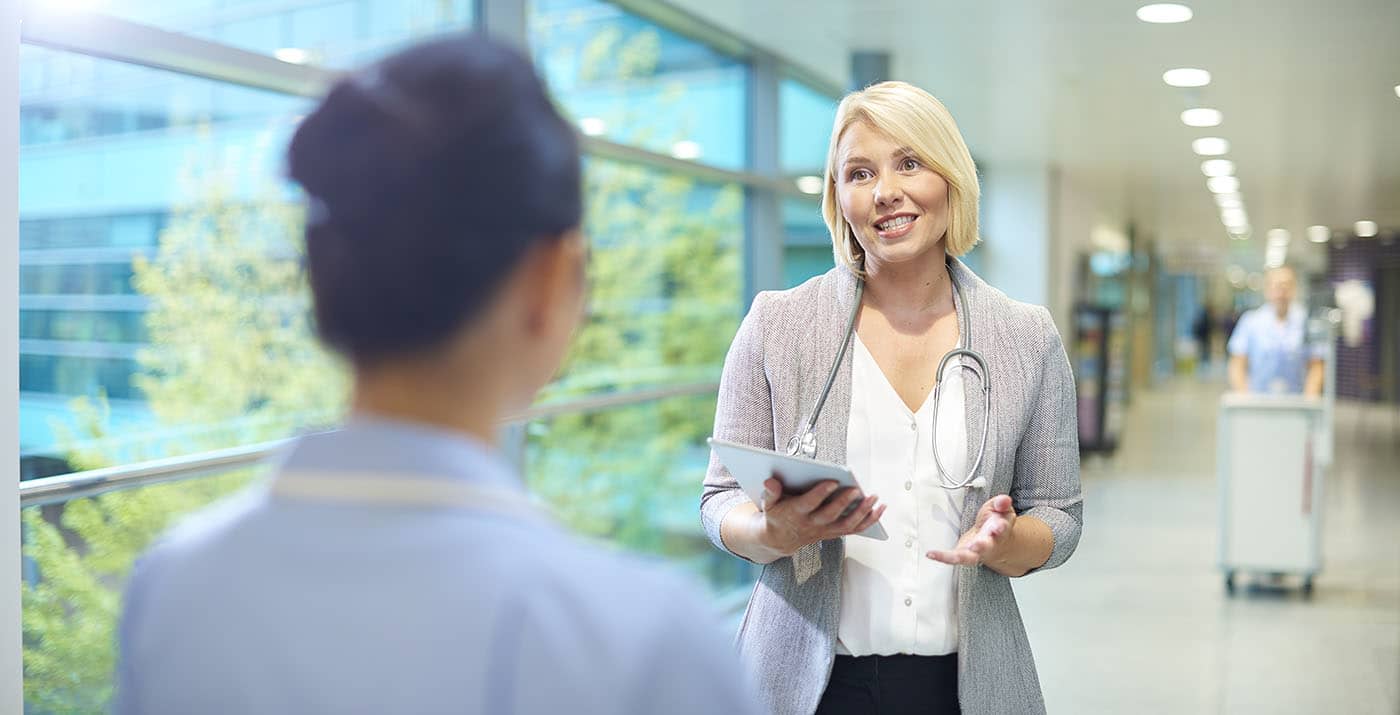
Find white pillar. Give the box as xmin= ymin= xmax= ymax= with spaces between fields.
xmin=979 ymin=163 xmax=1055 ymax=312
xmin=1 ymin=0 xmax=24 ymax=709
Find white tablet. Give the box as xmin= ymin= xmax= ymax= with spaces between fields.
xmin=707 ymin=438 xmax=887 ymax=541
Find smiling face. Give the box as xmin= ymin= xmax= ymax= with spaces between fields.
xmin=834 ymin=121 xmax=952 ymax=273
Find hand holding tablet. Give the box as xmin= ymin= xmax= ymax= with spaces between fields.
xmin=708 ymin=439 xmax=888 ymax=541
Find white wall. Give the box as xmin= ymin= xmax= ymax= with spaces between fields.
xmin=2 ymin=0 xmax=23 ymax=709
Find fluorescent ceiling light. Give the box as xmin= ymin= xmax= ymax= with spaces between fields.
xmin=578 ymin=117 xmax=607 ymax=136
xmin=1164 ymin=68 xmax=1211 ymax=87
xmin=1307 ymin=225 xmax=1330 ymax=243
xmin=1181 ymin=108 xmax=1222 ymax=127
xmin=795 ymin=176 xmax=823 ymax=195
xmin=274 ymin=48 xmax=311 ymax=64
xmin=1201 ymin=159 xmax=1235 ymax=177
xmin=670 ymin=140 xmax=702 ymax=160
xmin=1355 ymin=220 xmax=1379 ymax=237
xmin=1137 ymin=4 xmax=1192 ymax=23
xmin=1193 ymin=137 xmax=1229 ymax=156
xmin=1267 ymin=228 xmax=1291 ymax=246
xmin=1207 ymin=176 xmax=1240 ymax=194
xmin=1221 ymin=208 xmax=1248 ymax=226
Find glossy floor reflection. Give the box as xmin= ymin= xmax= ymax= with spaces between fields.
xmin=1017 ymin=379 xmax=1400 ymax=714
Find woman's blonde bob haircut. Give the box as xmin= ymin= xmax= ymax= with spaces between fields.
xmin=821 ymin=81 xmax=980 ymax=275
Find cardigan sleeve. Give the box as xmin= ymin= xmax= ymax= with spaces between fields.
xmin=1012 ymin=306 xmax=1084 ymax=573
xmin=700 ymin=293 xmax=775 ymax=559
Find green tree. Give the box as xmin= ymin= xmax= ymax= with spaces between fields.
xmin=21 ymin=168 xmax=347 ymax=713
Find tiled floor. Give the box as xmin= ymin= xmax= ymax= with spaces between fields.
xmin=1016 ymin=380 xmax=1400 ymax=714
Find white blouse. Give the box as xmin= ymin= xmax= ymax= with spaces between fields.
xmin=837 ymin=334 xmax=968 ymax=657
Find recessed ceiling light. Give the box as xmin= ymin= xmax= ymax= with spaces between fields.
xmin=1307 ymin=225 xmax=1331 ymax=243
xmin=1207 ymin=176 xmax=1240 ymax=194
xmin=1267 ymin=228 xmax=1291 ymax=246
xmin=1355 ymin=220 xmax=1379 ymax=237
xmin=274 ymin=48 xmax=311 ymax=64
xmin=1137 ymin=4 xmax=1193 ymax=23
xmin=1193 ymin=137 xmax=1229 ymax=156
xmin=1181 ymin=108 xmax=1222 ymax=127
xmin=1201 ymin=159 xmax=1235 ymax=177
xmin=795 ymin=176 xmax=823 ymax=195
xmin=1394 ymin=85 xmax=1400 ymax=100
xmin=671 ymin=140 xmax=702 ymax=160
xmin=578 ymin=117 xmax=607 ymax=136
xmin=1214 ymin=193 xmax=1243 ymax=208
xmin=1164 ymin=68 xmax=1211 ymax=87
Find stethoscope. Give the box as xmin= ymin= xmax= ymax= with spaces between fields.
xmin=785 ymin=270 xmax=991 ymax=490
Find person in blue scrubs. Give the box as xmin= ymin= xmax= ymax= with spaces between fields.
xmin=115 ymin=34 xmax=758 ymax=715
xmin=1228 ymin=265 xmax=1325 ymax=396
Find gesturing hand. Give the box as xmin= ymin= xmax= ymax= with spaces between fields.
xmin=926 ymin=494 xmax=1017 ymax=568
xmin=757 ymin=478 xmax=886 ymax=558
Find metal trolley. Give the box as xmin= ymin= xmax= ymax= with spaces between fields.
xmin=1217 ymin=394 xmax=1328 ymax=596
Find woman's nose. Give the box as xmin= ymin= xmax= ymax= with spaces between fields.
xmin=873 ymin=178 xmax=903 ymax=208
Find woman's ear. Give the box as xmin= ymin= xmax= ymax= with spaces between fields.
xmin=520 ymin=229 xmax=587 ymax=336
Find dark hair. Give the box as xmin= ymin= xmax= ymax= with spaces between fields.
xmin=287 ymin=33 xmax=581 ymax=365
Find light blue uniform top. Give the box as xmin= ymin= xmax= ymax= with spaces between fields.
xmin=1227 ymin=304 xmax=1325 ymax=394
xmin=116 ymin=416 xmax=758 ymax=715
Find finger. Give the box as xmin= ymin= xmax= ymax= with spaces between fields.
xmin=848 ymin=502 xmax=887 ymax=534
xmin=981 ymin=514 xmax=1011 ymax=540
xmin=926 ymin=548 xmax=980 ymax=565
xmin=792 ymin=481 xmax=842 ymax=515
xmin=834 ymin=495 xmax=879 ymax=533
xmin=967 ymin=536 xmax=996 ymax=555
xmin=812 ymin=488 xmax=866 ymax=525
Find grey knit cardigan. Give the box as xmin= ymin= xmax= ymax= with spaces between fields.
xmin=700 ymin=258 xmax=1083 ymax=715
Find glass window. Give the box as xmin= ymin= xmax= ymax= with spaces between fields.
xmin=780 ymin=77 xmax=838 ymax=178
xmin=530 ymin=0 xmax=748 ymax=170
xmin=19 ymin=49 xmax=344 ymax=477
xmin=542 ymin=158 xmax=744 ymax=399
xmin=526 ymin=393 xmax=759 ymax=600
xmin=46 ymin=0 xmax=474 ymax=69
xmin=782 ymin=196 xmax=833 ymax=288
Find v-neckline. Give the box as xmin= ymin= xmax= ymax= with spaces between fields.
xmin=853 ymin=333 xmax=942 ymax=417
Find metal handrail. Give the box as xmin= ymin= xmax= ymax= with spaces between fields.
xmin=19 ymin=381 xmax=719 ymax=508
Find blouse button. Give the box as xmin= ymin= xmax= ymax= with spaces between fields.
xmin=904 ymin=481 xmax=913 ymax=491
xmin=904 ymin=597 xmax=913 ymax=607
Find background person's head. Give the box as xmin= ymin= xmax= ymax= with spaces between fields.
xmin=821 ymin=81 xmax=980 ymax=277
xmin=288 ymin=33 xmax=584 ymax=417
xmin=1264 ymin=265 xmax=1298 ymax=316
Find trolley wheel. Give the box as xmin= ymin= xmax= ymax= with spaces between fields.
xmin=1302 ymin=576 xmax=1314 ymax=599
xmin=1224 ymin=571 xmax=1236 ymax=596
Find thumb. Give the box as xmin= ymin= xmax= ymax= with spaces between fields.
xmin=761 ymin=478 xmax=784 ymax=510
xmin=988 ymin=494 xmax=1014 ymax=514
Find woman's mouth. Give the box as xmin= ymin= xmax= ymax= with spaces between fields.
xmin=875 ymin=215 xmax=916 ymax=239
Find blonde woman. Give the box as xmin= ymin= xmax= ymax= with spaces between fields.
xmin=701 ymin=81 xmax=1082 ymax=714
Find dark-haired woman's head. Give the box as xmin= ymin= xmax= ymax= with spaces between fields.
xmin=288 ymin=33 xmax=584 ymax=413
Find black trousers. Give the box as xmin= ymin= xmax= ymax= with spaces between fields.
xmin=815 ymin=654 xmax=961 ymax=715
